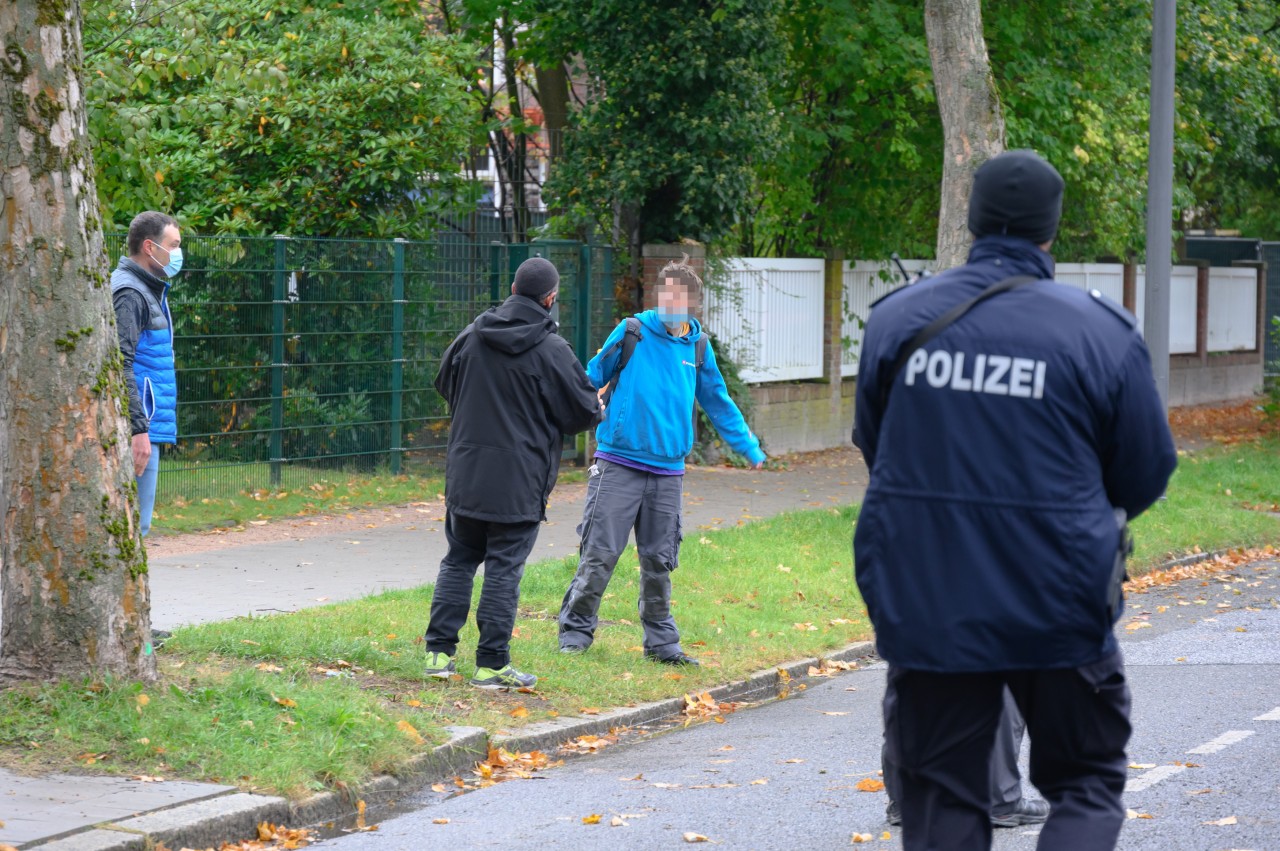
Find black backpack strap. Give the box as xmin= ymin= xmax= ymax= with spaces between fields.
xmin=879 ymin=275 xmax=1040 ymax=409
xmin=695 ymin=334 xmax=708 ymax=368
xmin=600 ymin=317 xmax=643 ymax=407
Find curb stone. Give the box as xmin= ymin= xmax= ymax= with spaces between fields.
xmin=28 ymin=542 xmax=1226 ymax=849
xmin=24 ymin=643 xmax=876 ymax=849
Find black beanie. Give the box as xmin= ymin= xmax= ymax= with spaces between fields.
xmin=967 ymin=150 xmax=1065 ymax=244
xmin=513 ymin=257 xmax=559 ymax=298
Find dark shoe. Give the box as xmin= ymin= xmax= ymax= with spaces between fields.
xmin=991 ymin=798 xmax=1050 ymax=828
xmin=150 ymin=629 xmax=171 ymax=649
xmin=647 ymin=651 xmax=700 ymax=666
xmin=885 ymin=800 xmax=902 ymax=826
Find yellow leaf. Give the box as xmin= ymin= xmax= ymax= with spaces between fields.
xmin=881 ymin=832 xmax=892 ymax=840
xmin=510 ymin=706 xmax=529 ymax=719
xmin=683 ymin=833 xmax=710 ymax=843
xmin=396 ymin=719 xmax=426 ymax=745
xmin=855 ymin=778 xmax=885 ymax=792
xmin=135 ymin=693 xmax=150 ymax=708
xmin=406 ymin=699 xmax=423 ymax=708
xmin=154 ymin=171 xmax=165 ymax=185
xmin=582 ymin=814 xmax=602 ymax=824
xmin=580 ymin=707 xmax=600 ymax=715
xmin=272 ymin=694 xmax=297 ymax=708
xmin=851 ymin=833 xmax=873 ymax=843
xmin=433 ymin=818 xmax=450 ymax=824
xmin=750 ymin=778 xmax=768 ymax=785
xmin=342 ymin=45 xmax=349 ymax=59
xmin=1129 ymin=763 xmax=1157 ymax=769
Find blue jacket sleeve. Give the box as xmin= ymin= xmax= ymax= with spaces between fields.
xmin=586 ymin=321 xmax=629 ymax=389
xmin=852 ymin=320 xmax=886 ymax=470
xmin=694 ymin=344 xmax=766 ymax=465
xmin=1100 ymin=338 xmax=1178 ymax=519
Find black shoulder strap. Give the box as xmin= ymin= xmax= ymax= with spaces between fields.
xmin=694 ymin=334 xmax=708 ymax=368
xmin=880 ymin=275 xmax=1040 ymax=409
xmin=600 ymin=317 xmax=644 ymax=407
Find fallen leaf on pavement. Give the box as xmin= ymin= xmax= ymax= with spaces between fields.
xmin=881 ymin=832 xmax=892 ymax=841
xmin=851 ymin=833 xmax=873 ymax=843
xmin=1126 ymin=809 xmax=1154 ymax=819
xmin=1124 ymin=621 xmax=1152 ymax=632
xmin=129 ymin=774 xmax=164 ymax=783
xmin=431 ymin=783 xmax=447 ymax=793
xmin=582 ymin=814 xmax=602 ymax=825
xmin=433 ymin=818 xmax=450 ymax=824
xmin=683 ymin=833 xmax=710 ymax=843
xmin=750 ymin=778 xmax=768 ymax=785
xmin=611 ymin=816 xmax=626 ymax=827
xmin=1203 ymin=816 xmax=1238 ymax=826
xmin=1129 ymin=763 xmax=1157 ymax=769
xmin=855 ymin=778 xmax=885 ymax=792
xmin=1187 ymin=788 xmax=1213 ymax=796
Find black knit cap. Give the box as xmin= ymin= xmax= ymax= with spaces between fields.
xmin=513 ymin=257 xmax=559 ymax=298
xmin=967 ymin=150 xmax=1065 ymax=244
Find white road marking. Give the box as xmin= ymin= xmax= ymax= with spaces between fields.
xmin=1253 ymin=707 xmax=1280 ymax=721
xmin=1187 ymin=730 xmax=1255 ymax=754
xmin=1125 ymin=764 xmax=1186 ymax=793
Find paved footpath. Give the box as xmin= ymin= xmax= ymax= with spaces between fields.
xmin=1 ymin=448 xmax=869 ymax=849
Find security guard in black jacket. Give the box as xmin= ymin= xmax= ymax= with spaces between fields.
xmin=423 ymin=257 xmax=601 ymax=690
xmin=854 ymin=151 xmax=1177 ymax=850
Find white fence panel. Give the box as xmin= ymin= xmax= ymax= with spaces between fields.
xmin=704 ymin=258 xmax=826 ymax=383
xmin=1054 ymin=263 xmax=1126 ymax=305
xmin=1208 ymin=267 xmax=1258 ymax=351
xmin=841 ymin=259 xmax=929 ymax=376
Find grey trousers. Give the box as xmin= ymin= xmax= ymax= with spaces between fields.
xmin=558 ymin=459 xmax=684 ymax=658
xmin=883 ymin=684 xmax=1027 ymax=811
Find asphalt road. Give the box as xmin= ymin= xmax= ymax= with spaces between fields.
xmin=313 ymin=558 xmax=1280 ymax=850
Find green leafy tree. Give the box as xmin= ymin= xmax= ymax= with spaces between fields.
xmin=83 ymin=0 xmax=479 ymax=237
xmin=544 ymin=0 xmax=786 ymax=268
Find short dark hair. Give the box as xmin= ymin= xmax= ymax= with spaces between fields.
xmin=657 ymin=254 xmax=703 ymax=302
xmin=127 ymin=211 xmax=178 ymax=256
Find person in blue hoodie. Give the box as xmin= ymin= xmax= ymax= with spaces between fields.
xmin=853 ymin=151 xmax=1177 ymax=850
xmin=557 ymin=256 xmax=766 ymax=665
xmin=112 ymin=211 xmax=183 ymax=538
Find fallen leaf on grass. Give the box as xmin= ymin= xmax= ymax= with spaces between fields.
xmin=683 ymin=833 xmax=710 ymax=843
xmin=431 ymin=783 xmax=447 ymax=793
xmin=255 ymin=663 xmax=284 ymax=673
xmin=272 ymin=694 xmax=297 ymax=708
xmin=510 ymin=706 xmax=529 ymax=719
xmin=580 ymin=707 xmax=600 ymax=715
xmin=794 ymin=622 xmax=818 ymax=631
xmin=396 ymin=719 xmax=426 ymax=745
xmin=1203 ymin=816 xmax=1238 ymax=826
xmin=855 ymin=778 xmax=885 ymax=792
xmin=583 ymin=814 xmax=602 ymax=824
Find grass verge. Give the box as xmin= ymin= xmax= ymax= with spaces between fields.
xmin=3 ymin=437 xmax=1278 ymax=798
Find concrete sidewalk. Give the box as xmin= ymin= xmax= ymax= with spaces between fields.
xmin=2 ymin=448 xmax=869 ymax=848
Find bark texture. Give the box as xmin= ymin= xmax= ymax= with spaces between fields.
xmin=924 ymin=0 xmax=1006 ymax=270
xmin=0 ymin=0 xmax=155 ymax=683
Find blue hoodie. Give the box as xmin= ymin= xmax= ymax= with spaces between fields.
xmin=588 ymin=310 xmax=765 ymax=471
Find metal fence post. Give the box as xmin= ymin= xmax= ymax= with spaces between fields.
xmin=576 ymin=242 xmax=593 ymax=365
xmin=391 ymin=238 xmax=406 ymax=474
xmin=489 ymin=241 xmax=503 ymax=305
xmin=270 ymin=235 xmax=288 ymax=487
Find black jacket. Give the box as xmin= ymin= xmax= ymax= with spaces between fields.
xmin=435 ymin=294 xmax=601 ymax=523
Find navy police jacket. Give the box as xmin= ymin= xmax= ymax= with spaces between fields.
xmin=853 ymin=235 xmax=1177 ymax=672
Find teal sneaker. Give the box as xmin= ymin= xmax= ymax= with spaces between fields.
xmin=424 ymin=651 xmax=457 ymax=680
xmin=470 ymin=664 xmax=537 ymax=690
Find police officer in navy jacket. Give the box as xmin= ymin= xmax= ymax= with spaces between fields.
xmin=853 ymin=150 xmax=1177 ymax=850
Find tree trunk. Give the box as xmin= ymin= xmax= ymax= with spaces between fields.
xmin=533 ymin=61 xmax=569 ymax=215
xmin=0 ymin=0 xmax=155 ymax=683
xmin=924 ymin=0 xmax=1006 ymax=270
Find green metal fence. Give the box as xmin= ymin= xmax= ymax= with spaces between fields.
xmin=103 ymin=234 xmax=615 ymax=500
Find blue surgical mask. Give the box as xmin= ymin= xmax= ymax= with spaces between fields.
xmin=151 ymin=243 xmax=183 ymax=277
xmin=657 ymin=305 xmax=691 ymax=325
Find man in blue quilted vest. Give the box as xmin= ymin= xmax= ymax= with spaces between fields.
xmin=112 ymin=211 xmax=183 ymax=538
